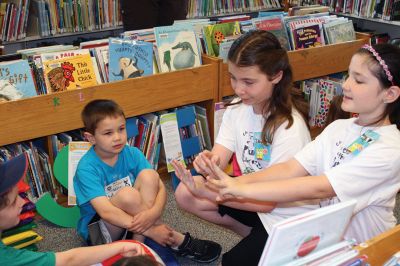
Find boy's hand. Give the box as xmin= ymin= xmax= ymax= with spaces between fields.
xmin=193 ymin=150 xmax=220 ymax=178
xmin=171 ymin=160 xmax=204 ymax=197
xmin=205 ymin=159 xmax=244 ymax=201
xmin=130 ymin=209 xmax=157 ymax=234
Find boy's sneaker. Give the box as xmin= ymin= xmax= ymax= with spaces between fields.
xmin=173 ymin=232 xmax=222 ymax=263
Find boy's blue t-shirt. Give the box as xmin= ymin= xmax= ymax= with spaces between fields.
xmin=73 ymin=145 xmax=152 ymax=240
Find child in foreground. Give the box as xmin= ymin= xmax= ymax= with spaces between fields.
xmin=0 ymin=154 xmax=145 ymax=266
xmin=73 ymin=99 xmax=221 ymax=263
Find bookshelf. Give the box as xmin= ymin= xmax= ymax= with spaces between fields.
xmin=332 ymin=13 xmax=400 ymax=40
xmin=1 ymin=27 xmax=124 ymax=55
xmin=219 ymin=32 xmax=370 ymax=99
xmin=0 ymin=55 xmax=219 ymax=147
xmin=355 ymin=224 xmax=400 ymax=265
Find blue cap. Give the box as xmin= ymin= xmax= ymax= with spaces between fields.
xmin=0 ymin=153 xmax=28 ymax=195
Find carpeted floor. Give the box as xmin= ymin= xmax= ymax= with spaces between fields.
xmin=35 ymin=179 xmax=400 ymax=266
xmin=35 ymin=178 xmax=241 ymax=266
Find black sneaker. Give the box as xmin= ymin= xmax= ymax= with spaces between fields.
xmin=173 ymin=232 xmax=222 ymax=263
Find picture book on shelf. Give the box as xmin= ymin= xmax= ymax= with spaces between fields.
xmin=324 ymin=20 xmax=356 ymax=44
xmin=108 ymin=38 xmax=153 ymax=82
xmin=258 ymin=200 xmax=356 ymax=266
xmin=252 ymin=16 xmax=290 ymax=50
xmin=203 ymin=21 xmax=241 ymax=57
xmin=42 ymin=53 xmax=98 ymax=93
xmin=0 ymin=59 xmax=37 ymax=101
xmin=292 ymin=23 xmax=323 ymax=50
xmin=154 ymin=24 xmax=201 ymax=73
xmin=40 ymin=48 xmax=90 ymax=65
xmin=160 ymin=112 xmax=185 ymax=172
xmin=68 ymin=141 xmax=91 ymax=206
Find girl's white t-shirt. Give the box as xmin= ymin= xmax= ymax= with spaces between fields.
xmin=216 ymin=101 xmax=319 ymax=232
xmin=295 ymin=118 xmax=400 ymax=242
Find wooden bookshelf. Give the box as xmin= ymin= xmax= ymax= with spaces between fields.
xmin=219 ymin=32 xmax=370 ymax=99
xmin=0 ymin=55 xmax=219 ymax=147
xmin=355 ymin=224 xmax=400 ymax=265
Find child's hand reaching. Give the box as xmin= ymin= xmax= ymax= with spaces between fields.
xmin=205 ymin=159 xmax=244 ymax=202
xmin=193 ymin=150 xmax=220 ymax=179
xmin=171 ymin=160 xmax=203 ymax=197
xmin=119 ymin=242 xmax=145 ymax=257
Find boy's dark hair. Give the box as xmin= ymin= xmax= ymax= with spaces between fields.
xmin=112 ymin=255 xmax=160 ymax=266
xmin=227 ymin=30 xmax=309 ymax=144
xmin=81 ymin=99 xmax=126 ymax=134
xmin=357 ymin=43 xmax=400 ymax=129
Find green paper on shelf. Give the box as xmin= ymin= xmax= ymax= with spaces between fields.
xmin=53 ymin=145 xmax=68 ymax=188
xmin=36 ymin=145 xmax=80 ymax=228
xmin=36 ymin=192 xmax=80 ymax=228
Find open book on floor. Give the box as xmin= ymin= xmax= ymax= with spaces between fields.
xmin=259 ymin=199 xmax=357 ymax=266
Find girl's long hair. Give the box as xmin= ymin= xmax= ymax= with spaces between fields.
xmin=227 ymin=30 xmax=309 ymax=144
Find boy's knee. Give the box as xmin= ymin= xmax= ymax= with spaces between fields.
xmin=136 ymin=172 xmax=160 ymax=189
xmin=111 ymin=186 xmax=141 ymax=209
xmin=175 ymin=183 xmax=194 ymax=209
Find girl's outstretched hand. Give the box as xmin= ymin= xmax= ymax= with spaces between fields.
xmin=205 ymin=159 xmax=244 ymax=201
xmin=193 ymin=150 xmax=220 ymax=178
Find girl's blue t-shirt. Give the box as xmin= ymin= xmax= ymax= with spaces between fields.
xmin=73 ymin=145 xmax=152 ymax=240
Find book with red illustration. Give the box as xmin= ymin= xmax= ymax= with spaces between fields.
xmin=258 ymin=200 xmax=356 ymax=266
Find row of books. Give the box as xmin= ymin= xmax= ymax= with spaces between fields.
xmin=0 ymin=0 xmax=122 ymax=42
xmin=0 ymin=21 xmax=206 ymax=98
xmin=0 ymin=0 xmax=30 ymax=42
xmin=1 ymin=10 xmax=358 ymax=101
xmin=0 ymin=140 xmax=59 ymax=201
xmin=186 ymin=11 xmax=357 ymax=60
xmin=187 ymin=0 xmax=281 ymax=18
xmin=301 ymin=74 xmax=345 ymax=128
xmin=327 ymin=0 xmax=400 ymax=21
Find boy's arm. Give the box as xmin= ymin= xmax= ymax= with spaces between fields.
xmin=56 ymin=241 xmax=144 ymax=266
xmin=91 ymin=196 xmax=135 ymax=229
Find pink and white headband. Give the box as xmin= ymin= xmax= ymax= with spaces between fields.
xmin=361 ymin=44 xmax=394 ymax=86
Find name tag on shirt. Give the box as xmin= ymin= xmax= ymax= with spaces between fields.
xmin=254 ymin=142 xmax=271 ymax=161
xmin=345 ymin=130 xmax=380 ymax=156
xmin=105 ymin=176 xmax=132 ymax=198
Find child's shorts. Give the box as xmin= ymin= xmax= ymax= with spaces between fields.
xmin=87 ymin=214 xmax=128 ymax=246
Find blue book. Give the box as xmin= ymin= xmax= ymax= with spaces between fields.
xmin=108 ymin=38 xmax=153 ymax=82
xmin=0 ymin=59 xmax=37 ymax=101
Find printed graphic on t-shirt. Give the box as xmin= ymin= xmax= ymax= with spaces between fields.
xmin=241 ymin=131 xmax=270 ymax=174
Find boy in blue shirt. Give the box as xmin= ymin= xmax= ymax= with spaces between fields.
xmin=73 ymin=99 xmax=221 ymax=263
xmin=0 ymin=154 xmax=145 ymax=266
